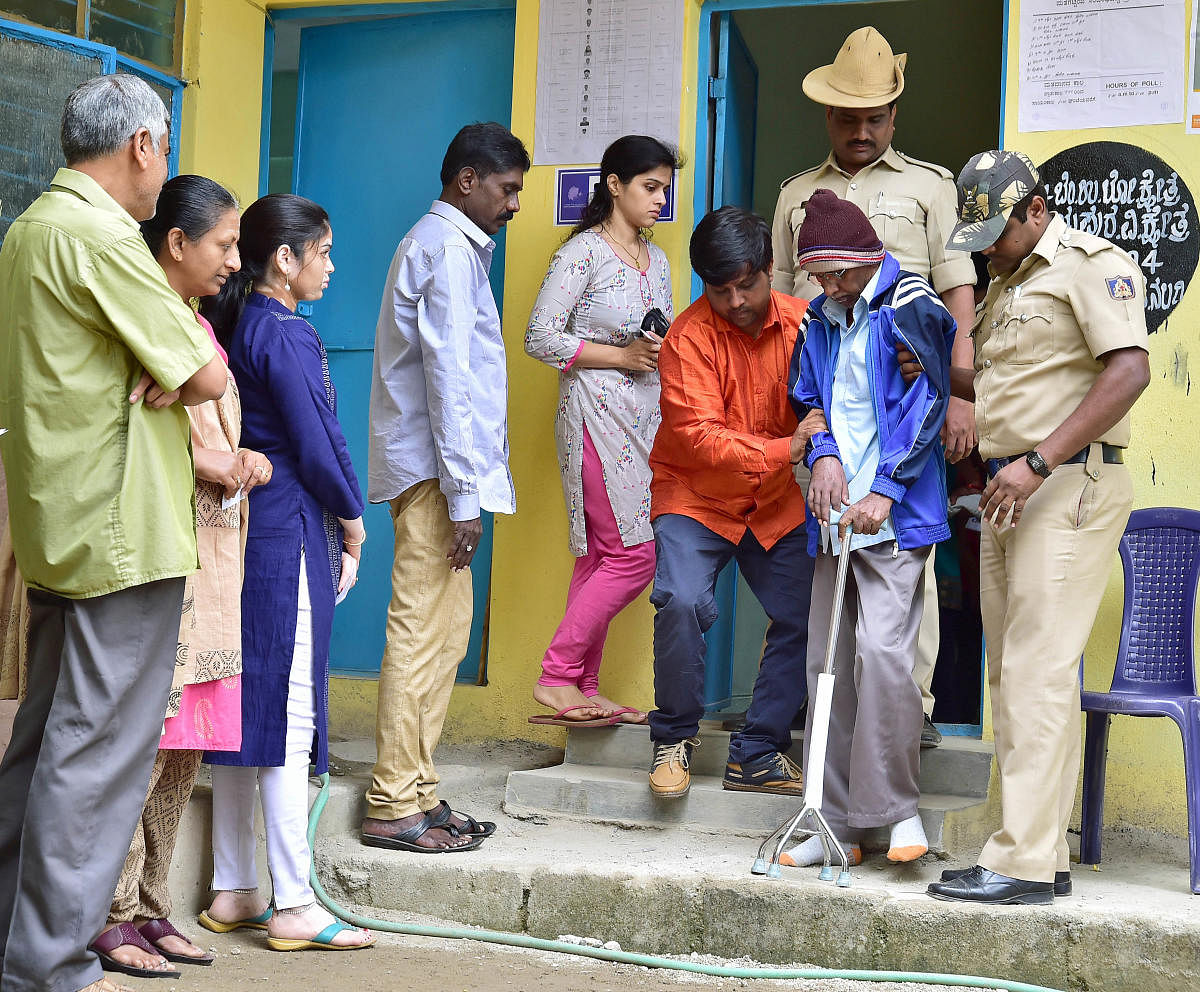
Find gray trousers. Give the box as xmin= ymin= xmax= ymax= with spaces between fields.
xmin=803 ymin=543 xmax=928 ymax=836
xmin=0 ymin=578 xmax=184 ymax=992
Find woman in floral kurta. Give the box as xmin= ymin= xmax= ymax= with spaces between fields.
xmin=525 ymin=136 xmax=679 ymax=726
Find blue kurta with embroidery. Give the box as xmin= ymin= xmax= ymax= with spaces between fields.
xmin=206 ymin=293 xmax=363 ymax=774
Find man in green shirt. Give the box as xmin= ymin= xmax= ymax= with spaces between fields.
xmin=0 ymin=75 xmax=226 ymax=992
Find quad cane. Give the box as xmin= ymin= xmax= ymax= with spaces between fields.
xmin=751 ymin=525 xmax=854 ymax=887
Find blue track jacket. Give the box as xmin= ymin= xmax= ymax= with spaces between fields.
xmin=788 ymin=253 xmax=956 ymax=556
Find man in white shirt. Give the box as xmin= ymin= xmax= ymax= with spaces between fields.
xmin=362 ymin=123 xmax=528 ymax=854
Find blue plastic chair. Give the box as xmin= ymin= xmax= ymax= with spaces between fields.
xmin=1079 ymin=507 xmax=1200 ymax=894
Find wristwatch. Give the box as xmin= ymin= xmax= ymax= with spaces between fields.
xmin=1025 ymin=450 xmax=1051 ymax=479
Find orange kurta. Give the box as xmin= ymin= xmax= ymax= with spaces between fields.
xmin=649 ymin=291 xmax=809 ymax=551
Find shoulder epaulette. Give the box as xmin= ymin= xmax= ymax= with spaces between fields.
xmin=780 ymin=163 xmax=823 ymax=190
xmin=1058 ymin=227 xmax=1112 ymax=257
xmin=893 ymin=150 xmax=955 ymax=181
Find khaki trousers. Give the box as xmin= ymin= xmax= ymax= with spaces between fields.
xmin=977 ymin=455 xmax=1132 ymax=882
xmin=366 ymin=480 xmax=472 ymax=820
xmin=109 ymin=748 xmax=203 ymax=923
xmin=911 ymin=556 xmax=940 ymax=717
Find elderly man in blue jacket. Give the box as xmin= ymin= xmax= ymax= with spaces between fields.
xmin=783 ymin=189 xmax=955 ymax=869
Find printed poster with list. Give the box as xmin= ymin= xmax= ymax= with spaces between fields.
xmin=534 ymin=0 xmax=684 ymax=166
xmin=1019 ymin=0 xmax=1184 ymax=132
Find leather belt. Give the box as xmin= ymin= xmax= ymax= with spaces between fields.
xmin=985 ymin=443 xmax=1124 ymax=479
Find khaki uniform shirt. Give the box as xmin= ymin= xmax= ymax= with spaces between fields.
xmin=771 ymin=145 xmax=975 ymax=297
xmin=972 ymin=213 xmax=1149 ymax=460
xmin=0 ymin=169 xmax=216 ymax=598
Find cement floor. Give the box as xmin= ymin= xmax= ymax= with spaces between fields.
xmin=294 ymin=738 xmax=1199 ymax=992
xmin=2 ymin=716 xmax=1197 ymax=991
xmin=167 ymin=925 xmax=1004 ymax=992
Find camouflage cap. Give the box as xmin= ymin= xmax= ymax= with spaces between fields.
xmin=946 ymin=150 xmax=1040 ymax=252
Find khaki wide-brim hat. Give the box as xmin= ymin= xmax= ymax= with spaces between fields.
xmin=802 ymin=26 xmax=906 ymax=108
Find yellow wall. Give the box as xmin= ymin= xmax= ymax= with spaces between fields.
xmin=449 ymin=0 xmax=702 ymax=747
xmin=177 ymin=0 xmax=704 ymax=751
xmin=177 ymin=0 xmax=1198 ymax=839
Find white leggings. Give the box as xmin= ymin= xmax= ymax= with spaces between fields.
xmin=211 ymin=554 xmax=316 ymax=910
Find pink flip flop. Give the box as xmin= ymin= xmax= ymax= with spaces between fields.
xmin=605 ymin=706 xmax=648 ymax=725
xmin=527 ymin=704 xmax=618 ymax=728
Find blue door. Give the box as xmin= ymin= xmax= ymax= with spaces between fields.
xmin=712 ymin=13 xmax=758 ymax=211
xmin=290 ymin=6 xmax=516 ymax=679
xmin=703 ymin=13 xmax=762 ymax=715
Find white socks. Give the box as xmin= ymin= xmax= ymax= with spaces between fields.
xmin=780 ymin=834 xmax=862 ymax=868
xmin=886 ymin=814 xmax=928 ymax=863
xmin=780 ymin=816 xmax=928 ymax=867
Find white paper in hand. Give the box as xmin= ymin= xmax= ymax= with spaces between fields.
xmin=221 ymin=487 xmax=246 ymax=511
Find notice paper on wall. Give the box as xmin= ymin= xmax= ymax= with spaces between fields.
xmin=534 ymin=0 xmax=684 ymax=165
xmin=1019 ymin=0 xmax=1184 ymax=133
xmin=1189 ymin=1 xmax=1200 ymax=133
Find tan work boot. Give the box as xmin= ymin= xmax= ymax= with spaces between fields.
xmin=648 ymin=737 xmax=700 ymax=798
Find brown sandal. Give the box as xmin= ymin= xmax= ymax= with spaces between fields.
xmin=137 ymin=918 xmax=215 ymax=966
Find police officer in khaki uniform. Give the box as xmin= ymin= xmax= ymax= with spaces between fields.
xmin=926 ymin=151 xmax=1150 ymax=905
xmin=772 ymin=26 xmax=978 ymax=739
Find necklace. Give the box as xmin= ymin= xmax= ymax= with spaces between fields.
xmin=602 ymin=224 xmax=645 ymax=270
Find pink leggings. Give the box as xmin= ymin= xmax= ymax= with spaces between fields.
xmin=538 ymin=427 xmax=656 ymax=693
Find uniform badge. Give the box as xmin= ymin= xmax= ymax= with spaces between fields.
xmin=1106 ymin=276 xmax=1136 ymax=301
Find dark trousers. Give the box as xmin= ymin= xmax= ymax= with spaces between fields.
xmin=648 ymin=514 xmax=813 ymax=763
xmin=0 ymin=578 xmax=184 ymax=992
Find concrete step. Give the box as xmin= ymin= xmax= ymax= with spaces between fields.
xmin=162 ymin=746 xmax=1200 ymax=992
xmin=563 ymin=721 xmax=994 ymax=798
xmin=502 ymin=762 xmax=982 ymax=850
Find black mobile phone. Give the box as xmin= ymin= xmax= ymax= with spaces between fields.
xmin=639 ymin=307 xmax=670 ymax=338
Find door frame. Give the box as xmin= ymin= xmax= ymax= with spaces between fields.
xmin=691 ymin=0 xmax=1013 ymax=272
xmin=711 ymin=11 xmax=758 ymax=211
xmin=691 ymin=0 xmax=1012 ymax=737
xmin=259 ymin=1 xmax=518 ymax=198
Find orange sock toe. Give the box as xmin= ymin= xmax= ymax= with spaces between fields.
xmin=886 ymin=843 xmax=928 ymax=863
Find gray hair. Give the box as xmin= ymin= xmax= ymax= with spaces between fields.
xmin=60 ymin=74 xmax=169 ymax=164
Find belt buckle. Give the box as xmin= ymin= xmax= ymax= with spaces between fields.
xmin=985 ymin=455 xmax=1013 ymax=479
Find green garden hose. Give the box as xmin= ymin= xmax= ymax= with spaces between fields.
xmin=307 ymin=773 xmax=1064 ymax=992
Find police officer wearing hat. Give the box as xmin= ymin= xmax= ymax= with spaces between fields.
xmin=771 ymin=25 xmax=978 ymax=745
xmin=925 ymin=150 xmax=1150 ymax=905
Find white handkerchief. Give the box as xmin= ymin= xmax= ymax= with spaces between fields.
xmin=221 ymin=487 xmax=246 ymax=511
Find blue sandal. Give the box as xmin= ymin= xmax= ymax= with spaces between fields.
xmin=267 ymin=920 xmax=376 ymax=952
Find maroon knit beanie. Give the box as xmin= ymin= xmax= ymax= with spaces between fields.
xmin=794 ymin=188 xmax=885 ymax=271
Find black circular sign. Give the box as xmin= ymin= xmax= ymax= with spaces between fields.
xmin=1041 ymin=141 xmax=1198 ymax=334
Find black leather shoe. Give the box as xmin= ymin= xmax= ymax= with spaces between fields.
xmin=927 ymin=866 xmax=1054 ymax=905
xmin=939 ymin=865 xmax=1071 ymax=897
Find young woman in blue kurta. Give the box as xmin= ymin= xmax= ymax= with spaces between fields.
xmin=199 ymin=194 xmax=373 ymax=951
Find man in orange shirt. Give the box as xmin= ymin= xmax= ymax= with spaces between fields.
xmin=647 ymin=206 xmax=817 ymax=800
